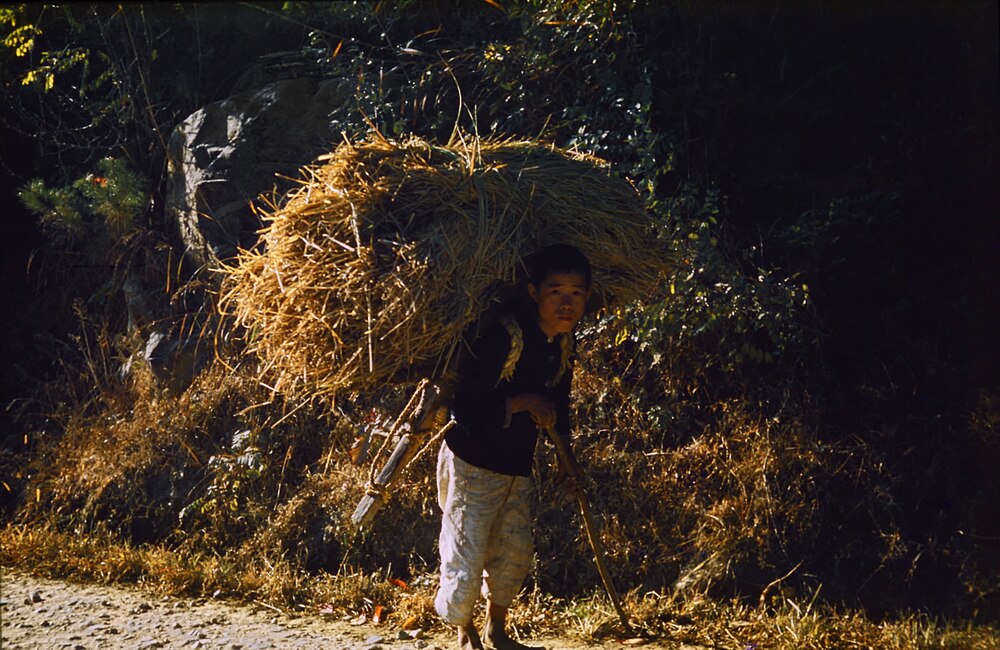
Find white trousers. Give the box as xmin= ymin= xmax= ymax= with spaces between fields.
xmin=434 ymin=442 xmax=533 ymax=627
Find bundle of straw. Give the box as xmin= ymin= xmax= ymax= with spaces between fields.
xmin=220 ymin=133 xmax=669 ymax=403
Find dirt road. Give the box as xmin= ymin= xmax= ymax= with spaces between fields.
xmin=1 ymin=569 xmax=671 ymax=650
xmin=2 ymin=568 xmax=420 ymax=649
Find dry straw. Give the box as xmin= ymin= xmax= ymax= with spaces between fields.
xmin=219 ymin=132 xmax=671 ymax=404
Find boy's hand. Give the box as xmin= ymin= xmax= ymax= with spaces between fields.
xmin=508 ymin=393 xmax=556 ymax=429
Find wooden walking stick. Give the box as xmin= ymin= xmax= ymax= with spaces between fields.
xmin=543 ymin=424 xmax=634 ymax=636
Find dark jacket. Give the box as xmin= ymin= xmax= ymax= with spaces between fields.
xmin=445 ymin=308 xmax=573 ymax=477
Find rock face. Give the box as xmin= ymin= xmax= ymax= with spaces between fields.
xmin=165 ymin=76 xmax=354 ymax=272
xmin=141 ymin=77 xmax=353 ymax=393
xmin=140 ymin=325 xmax=209 ymax=395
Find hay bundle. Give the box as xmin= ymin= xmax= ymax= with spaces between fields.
xmin=220 ymin=133 xmax=670 ymax=403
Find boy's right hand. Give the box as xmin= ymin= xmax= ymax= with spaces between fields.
xmin=508 ymin=392 xmax=556 ymax=429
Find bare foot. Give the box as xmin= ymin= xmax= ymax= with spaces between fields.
xmin=458 ymin=623 xmax=485 ymax=650
xmin=482 ymin=621 xmax=544 ymax=650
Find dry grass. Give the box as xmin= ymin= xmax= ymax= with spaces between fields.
xmin=4 ymin=338 xmax=997 ymax=643
xmin=623 ymin=591 xmax=1000 ymax=649
xmin=3 ymin=524 xmax=996 ymax=648
xmin=10 ymin=339 xmax=995 ymax=647
xmin=218 ymin=131 xmax=671 ymax=405
xmin=20 ymin=362 xmax=246 ymax=535
xmin=10 ymin=319 xmax=997 ymax=645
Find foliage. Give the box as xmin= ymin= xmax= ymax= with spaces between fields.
xmin=13 ymin=158 xmax=151 ymax=350
xmin=0 ymin=4 xmax=97 ymax=92
xmin=18 ymin=157 xmax=148 ymax=247
xmin=177 ymin=429 xmax=267 ymax=536
xmin=607 ymin=187 xmax=811 ymax=377
xmin=1 ymin=3 xmax=317 ymax=180
xmin=272 ymin=0 xmax=667 ymax=175
xmin=1 ymin=4 xmax=133 ymax=175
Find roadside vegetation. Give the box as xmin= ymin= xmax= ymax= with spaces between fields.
xmin=1 ymin=2 xmax=997 ymax=648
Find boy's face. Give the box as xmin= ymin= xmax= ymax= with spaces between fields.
xmin=528 ymin=271 xmax=591 ymax=337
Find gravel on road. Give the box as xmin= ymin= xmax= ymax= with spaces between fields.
xmin=1 ymin=569 xmax=444 ymax=650
xmin=2 ymin=569 xmax=663 ymax=650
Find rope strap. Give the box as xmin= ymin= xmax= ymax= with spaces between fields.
xmin=497 ymin=313 xmax=574 ymax=387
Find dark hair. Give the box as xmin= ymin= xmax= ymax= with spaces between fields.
xmin=529 ymin=244 xmax=592 ymax=287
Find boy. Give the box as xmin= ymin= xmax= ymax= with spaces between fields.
xmin=435 ymin=244 xmax=592 ymax=650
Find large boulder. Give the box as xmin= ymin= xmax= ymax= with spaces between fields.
xmin=140 ymin=76 xmax=353 ymax=393
xmin=165 ymin=76 xmax=355 ymax=272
